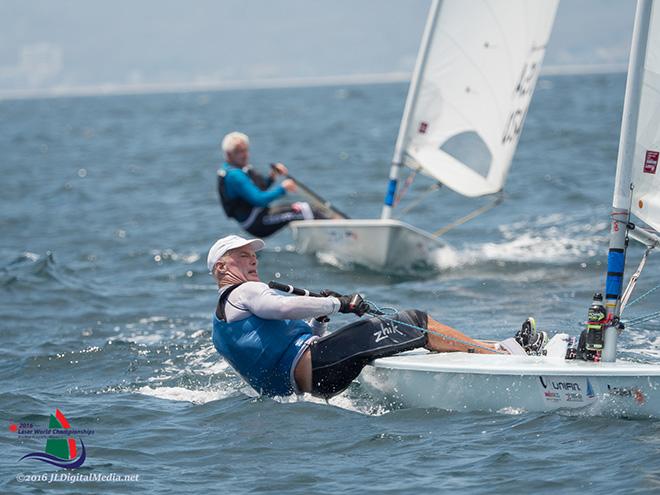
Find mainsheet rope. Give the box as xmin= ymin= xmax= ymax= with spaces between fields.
xmin=625 ymin=282 xmax=660 ymax=310
xmin=623 ymin=310 xmax=660 ymax=327
xmin=363 ymin=300 xmax=508 ymax=355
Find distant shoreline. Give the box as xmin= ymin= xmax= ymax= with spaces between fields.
xmin=0 ymin=64 xmax=627 ymax=102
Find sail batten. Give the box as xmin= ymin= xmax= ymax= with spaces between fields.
xmin=395 ymin=0 xmax=559 ymax=198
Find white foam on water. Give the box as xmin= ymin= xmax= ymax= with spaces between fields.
xmin=315 ymin=251 xmax=347 ymax=270
xmin=123 ymin=333 xmax=164 ymax=345
xmin=193 ymin=357 xmax=230 ymax=376
xmin=626 ymin=332 xmax=660 ymax=359
xmin=150 ymin=248 xmax=200 ymax=264
xmin=271 ymin=391 xmax=390 ymax=416
xmin=429 ymin=245 xmax=462 ymax=270
xmin=136 ymin=385 xmax=234 ymax=404
xmin=22 ymin=251 xmax=40 ymax=262
xmin=496 ymin=406 xmax=527 ymax=415
xmin=430 ymin=215 xmax=608 ymax=270
xmin=130 ymin=346 xmax=247 ymax=405
xmin=479 ymin=232 xmax=599 ymax=263
xmin=137 ymin=315 xmax=169 ymax=324
xmin=326 ymin=394 xmax=390 ymax=416
xmin=137 ymin=337 xmax=389 ymax=415
xmin=108 ymin=332 xmax=165 ymax=345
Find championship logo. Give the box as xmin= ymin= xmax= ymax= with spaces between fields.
xmin=12 ymin=408 xmax=88 ymax=469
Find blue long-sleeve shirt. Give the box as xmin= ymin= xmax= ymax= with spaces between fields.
xmin=222 ymin=163 xmax=286 ymax=207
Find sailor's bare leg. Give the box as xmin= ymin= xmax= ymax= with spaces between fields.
xmin=425 ymin=317 xmax=502 ymax=354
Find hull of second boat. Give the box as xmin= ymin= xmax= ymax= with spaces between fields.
xmin=289 ymin=219 xmax=447 ymax=272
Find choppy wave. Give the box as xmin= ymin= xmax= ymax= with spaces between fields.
xmin=0 ymin=251 xmax=105 ymax=296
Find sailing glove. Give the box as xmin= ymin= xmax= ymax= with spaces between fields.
xmin=321 ymin=289 xmax=370 ymax=317
xmin=338 ymin=293 xmax=370 ymax=316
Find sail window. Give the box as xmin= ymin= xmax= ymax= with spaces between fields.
xmin=439 ymin=131 xmax=492 ymax=178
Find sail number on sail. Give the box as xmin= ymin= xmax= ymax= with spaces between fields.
xmin=501 ymin=57 xmax=541 ymax=145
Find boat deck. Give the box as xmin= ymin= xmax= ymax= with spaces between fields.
xmin=371 ymin=350 xmax=660 ymax=376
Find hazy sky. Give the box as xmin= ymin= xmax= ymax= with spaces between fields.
xmin=0 ymin=0 xmax=637 ymax=93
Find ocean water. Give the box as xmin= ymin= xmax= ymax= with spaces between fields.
xmin=1 ymin=73 xmax=660 ymax=494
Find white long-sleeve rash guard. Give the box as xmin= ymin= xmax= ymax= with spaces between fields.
xmin=219 ymin=281 xmax=341 ymax=334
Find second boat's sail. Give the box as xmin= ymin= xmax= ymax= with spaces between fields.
xmin=396 ymin=0 xmax=559 ymax=198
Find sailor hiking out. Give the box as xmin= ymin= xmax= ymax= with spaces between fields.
xmin=217 ymin=132 xmax=334 ymax=237
xmin=207 ymin=235 xmax=555 ymax=398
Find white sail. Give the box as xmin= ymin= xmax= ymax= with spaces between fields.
xmin=395 ymin=0 xmax=559 ymax=198
xmin=631 ymin=2 xmax=660 ymax=231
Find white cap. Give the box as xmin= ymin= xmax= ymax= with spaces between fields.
xmin=207 ymin=235 xmax=265 ymax=272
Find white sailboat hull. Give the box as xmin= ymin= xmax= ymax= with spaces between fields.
xmin=289 ymin=219 xmax=447 ymax=272
xmin=360 ymin=351 xmax=660 ymax=417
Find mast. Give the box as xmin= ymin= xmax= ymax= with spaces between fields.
xmin=381 ymin=0 xmax=442 ymax=220
xmin=602 ymin=0 xmax=653 ymax=362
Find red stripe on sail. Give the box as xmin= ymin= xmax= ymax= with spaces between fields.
xmin=55 ymin=409 xmax=71 ymax=429
xmin=68 ymin=438 xmax=77 ymax=459
xmin=68 ymin=438 xmax=78 ymax=459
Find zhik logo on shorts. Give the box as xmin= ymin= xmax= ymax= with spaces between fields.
xmin=373 ymin=322 xmax=405 ymax=343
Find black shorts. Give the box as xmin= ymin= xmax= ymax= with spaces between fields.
xmin=309 ymin=309 xmax=428 ymax=398
xmin=244 ymin=205 xmax=307 ymax=237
